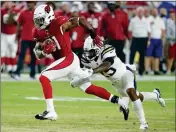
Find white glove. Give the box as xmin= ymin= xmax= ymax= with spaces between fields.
xmin=70 ymin=68 xmax=93 ymax=88
xmin=70 ymin=76 xmax=81 ymax=88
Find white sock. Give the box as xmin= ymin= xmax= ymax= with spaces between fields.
xmin=109 ymin=95 xmax=128 ymax=108
xmin=12 ymin=65 xmax=17 ymax=72
xmin=7 ymin=65 xmax=12 ymax=72
xmin=133 ymin=99 xmax=147 ymax=124
xmin=140 ymin=92 xmax=157 ymax=101
xmin=46 ymin=99 xmax=55 ymax=112
xmin=121 ymin=97 xmax=130 ymax=108
xmin=117 ymin=97 xmax=127 ymax=107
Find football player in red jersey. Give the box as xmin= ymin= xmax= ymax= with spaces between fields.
xmin=82 ymin=2 xmax=103 ymax=36
xmin=33 ymin=5 xmax=128 ymax=120
xmin=1 ymin=2 xmax=24 ymax=74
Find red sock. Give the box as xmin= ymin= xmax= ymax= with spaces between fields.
xmin=39 ymin=75 xmax=52 ymax=99
xmin=5 ymin=57 xmax=11 ymax=65
xmin=85 ymin=84 xmax=111 ymax=100
xmin=1 ymin=57 xmax=5 ymax=64
xmin=11 ymin=58 xmax=17 ymax=65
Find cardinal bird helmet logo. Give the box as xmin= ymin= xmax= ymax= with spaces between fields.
xmin=45 ymin=5 xmax=50 ymax=13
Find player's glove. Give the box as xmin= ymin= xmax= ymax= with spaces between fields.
xmin=70 ymin=68 xmax=93 ymax=88
xmin=93 ymin=35 xmax=104 ymax=48
xmin=43 ymin=40 xmax=56 ymax=54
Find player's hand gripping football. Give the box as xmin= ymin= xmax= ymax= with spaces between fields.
xmin=43 ymin=39 xmax=56 ymax=54
xmin=93 ymin=35 xmax=104 ymax=48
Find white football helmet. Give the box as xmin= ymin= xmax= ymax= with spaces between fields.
xmin=83 ymin=36 xmax=101 ymax=60
xmin=33 ymin=5 xmax=55 ymax=29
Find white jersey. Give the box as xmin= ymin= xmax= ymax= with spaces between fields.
xmin=81 ymin=45 xmax=126 ymax=82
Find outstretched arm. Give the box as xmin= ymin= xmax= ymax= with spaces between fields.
xmin=93 ymin=61 xmax=111 ymax=73
xmin=61 ymin=17 xmax=103 ymax=47
xmin=93 ymin=57 xmax=114 ymax=73
xmin=62 ymin=17 xmax=96 ymax=38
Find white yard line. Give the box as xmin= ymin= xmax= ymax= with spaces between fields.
xmin=1 ymin=74 xmax=175 ymax=82
xmin=25 ymin=96 xmax=175 ymax=102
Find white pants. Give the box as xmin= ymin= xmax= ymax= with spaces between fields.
xmin=41 ymin=53 xmax=91 ymax=85
xmin=1 ymin=33 xmax=18 ymax=58
xmin=112 ymin=64 xmax=139 ymax=97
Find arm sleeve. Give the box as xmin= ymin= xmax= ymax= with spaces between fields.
xmin=123 ymin=13 xmax=129 ymax=38
xmin=166 ymin=20 xmax=175 ymax=40
xmin=166 ymin=20 xmax=171 ymax=38
xmin=99 ymin=14 xmax=106 ymax=38
xmin=17 ymin=11 xmax=23 ymax=24
xmin=128 ymin=19 xmax=133 ymax=32
xmin=161 ymin=19 xmax=165 ymax=30
xmin=147 ymin=21 xmax=151 ymax=33
xmin=101 ymin=45 xmax=116 ymax=61
xmin=103 ymin=57 xmax=114 ymax=65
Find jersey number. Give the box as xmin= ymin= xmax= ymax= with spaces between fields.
xmin=102 ymin=67 xmax=116 ymax=77
xmin=72 ymin=31 xmax=78 ymax=40
xmin=52 ymin=36 xmax=61 ymax=50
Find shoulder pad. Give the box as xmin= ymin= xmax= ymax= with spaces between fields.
xmin=56 ymin=16 xmax=68 ymax=25
xmin=101 ymin=45 xmax=116 ymax=61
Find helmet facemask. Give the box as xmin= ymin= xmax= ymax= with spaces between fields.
xmin=34 ymin=16 xmax=45 ymax=29
xmin=83 ymin=36 xmax=101 ymax=61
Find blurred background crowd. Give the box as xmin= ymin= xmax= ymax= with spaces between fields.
xmin=1 ymin=1 xmax=176 ymax=80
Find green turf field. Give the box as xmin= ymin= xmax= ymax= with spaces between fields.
xmin=1 ymin=81 xmax=175 ymax=132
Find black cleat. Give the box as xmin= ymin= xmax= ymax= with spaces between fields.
xmin=35 ymin=110 xmax=58 ymax=120
xmin=120 ymin=106 xmax=129 ymax=120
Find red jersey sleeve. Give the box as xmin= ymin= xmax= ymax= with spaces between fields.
xmin=32 ymin=28 xmax=47 ymax=42
xmin=122 ymin=12 xmax=129 ymax=38
xmin=1 ymin=9 xmax=5 ymax=23
xmin=100 ymin=13 xmax=106 ymax=38
xmin=17 ymin=11 xmax=23 ymax=25
xmin=56 ymin=16 xmax=69 ymax=26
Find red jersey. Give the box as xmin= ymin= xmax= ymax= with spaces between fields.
xmin=1 ymin=8 xmax=17 ymax=34
xmin=18 ymin=9 xmax=35 ymax=41
xmin=33 ymin=16 xmax=73 ymax=61
xmin=70 ymin=26 xmax=87 ymax=49
xmin=101 ymin=9 xmax=129 ymax=40
xmin=82 ymin=11 xmax=102 ymax=36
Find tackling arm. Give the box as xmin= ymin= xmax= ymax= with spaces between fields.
xmin=93 ymin=57 xmax=114 ymax=73
xmin=93 ymin=61 xmax=111 ymax=73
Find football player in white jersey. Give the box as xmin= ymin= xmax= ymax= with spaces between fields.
xmin=71 ymin=36 xmax=166 ymax=130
